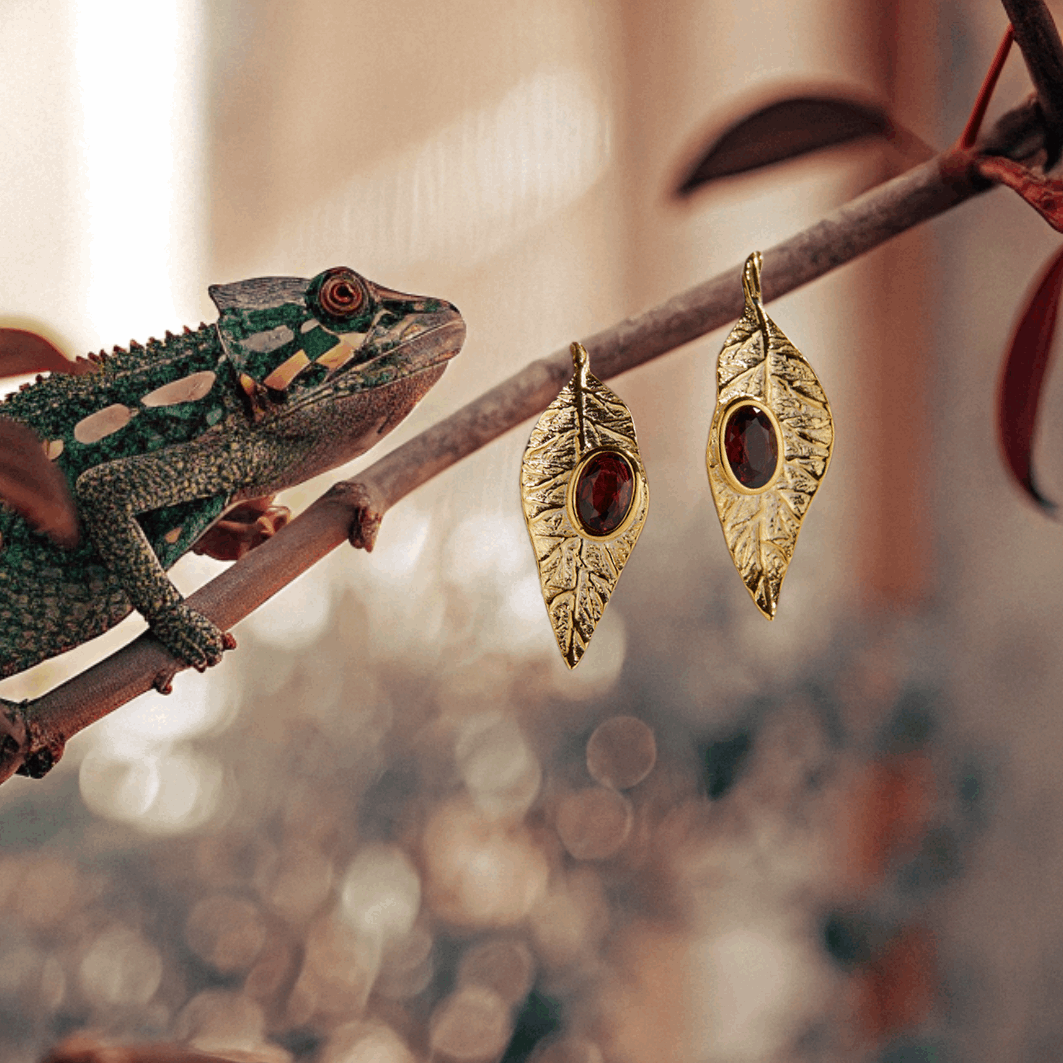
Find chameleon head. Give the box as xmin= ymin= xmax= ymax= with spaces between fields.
xmin=209 ymin=267 xmax=465 ymax=426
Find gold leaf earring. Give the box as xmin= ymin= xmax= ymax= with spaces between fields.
xmin=520 ymin=342 xmax=649 ymax=667
xmin=706 ymin=252 xmax=834 ymax=619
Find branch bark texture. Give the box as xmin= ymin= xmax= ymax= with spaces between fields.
xmin=1001 ymin=0 xmax=1063 ymax=154
xmin=1 ymin=48 xmax=1056 ymax=784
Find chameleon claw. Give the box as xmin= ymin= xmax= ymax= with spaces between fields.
xmin=150 ymin=602 xmax=232 ymax=673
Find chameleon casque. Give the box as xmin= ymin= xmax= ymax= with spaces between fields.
xmin=0 ymin=266 xmax=464 ymax=777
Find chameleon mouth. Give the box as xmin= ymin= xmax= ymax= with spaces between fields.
xmin=380 ymin=309 xmax=466 ymax=372
xmin=419 ymin=314 xmax=465 ymax=363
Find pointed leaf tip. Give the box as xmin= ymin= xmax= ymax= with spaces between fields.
xmin=998 ymin=244 xmax=1063 ymax=510
xmin=973 ymin=156 xmax=1063 ymax=233
xmin=0 ymin=418 xmax=79 ymax=546
xmin=675 ymin=93 xmax=932 ymax=197
xmin=0 ymin=328 xmax=84 ymax=379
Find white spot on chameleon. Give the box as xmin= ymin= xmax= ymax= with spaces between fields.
xmin=241 ymin=325 xmax=294 ymax=353
xmin=315 ymin=341 xmax=357 ymax=373
xmin=74 ymin=404 xmax=135 ymax=444
xmin=263 ymin=350 xmax=310 ymax=390
xmin=43 ymin=439 xmax=64 ymax=460
xmin=141 ymin=370 xmax=216 ymax=408
xmin=301 ymin=319 xmax=318 ymax=334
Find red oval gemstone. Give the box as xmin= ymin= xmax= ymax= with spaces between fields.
xmin=574 ymin=451 xmax=635 ymax=536
xmin=723 ymin=404 xmax=778 ymax=489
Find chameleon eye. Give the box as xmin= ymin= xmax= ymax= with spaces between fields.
xmin=317 ymin=269 xmax=366 ymax=318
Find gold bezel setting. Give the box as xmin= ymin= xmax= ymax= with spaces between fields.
xmin=565 ymin=445 xmax=644 ymax=542
xmin=715 ymin=398 xmax=784 ymax=496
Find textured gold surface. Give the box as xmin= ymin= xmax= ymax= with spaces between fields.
xmin=706 ymin=253 xmax=834 ymax=619
xmin=521 ymin=343 xmax=648 ymax=668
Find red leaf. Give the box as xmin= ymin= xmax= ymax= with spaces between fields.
xmin=854 ymin=925 xmax=936 ymax=1043
xmin=0 ymin=418 xmax=79 ymax=546
xmin=973 ymin=155 xmax=1063 ymax=232
xmin=675 ymin=92 xmax=934 ymax=196
xmin=844 ymin=752 xmax=935 ymax=891
xmin=0 ymin=328 xmax=85 ymax=378
xmin=998 ymin=244 xmax=1063 ymax=509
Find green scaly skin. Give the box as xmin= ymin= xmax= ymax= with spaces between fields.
xmin=0 ymin=268 xmax=464 ymax=778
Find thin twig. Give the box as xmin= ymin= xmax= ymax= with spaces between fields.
xmin=958 ymin=25 xmax=1016 ymax=150
xmin=0 ymin=89 xmax=1052 ymax=783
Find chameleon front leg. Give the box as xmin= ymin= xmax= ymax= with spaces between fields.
xmin=75 ymin=434 xmax=265 ymax=671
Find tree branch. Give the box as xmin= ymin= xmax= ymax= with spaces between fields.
xmin=1001 ymin=0 xmax=1063 ymax=159
xmin=0 ymin=90 xmax=1052 ymax=785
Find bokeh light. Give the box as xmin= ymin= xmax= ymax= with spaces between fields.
xmin=457 ymin=938 xmax=536 ymax=1006
xmin=78 ymin=745 xmax=223 ymax=834
xmin=456 ymin=712 xmax=542 ymax=819
xmin=78 ymin=927 xmax=163 ymax=1009
xmin=429 ymin=985 xmax=512 ymax=1063
xmin=185 ymin=894 xmax=267 ymax=975
xmin=554 ymin=786 xmax=634 ymax=860
xmin=586 ymin=715 xmax=657 ymax=790
xmin=320 ymin=1021 xmax=417 ymax=1063
xmin=340 ymin=844 xmax=421 ymax=945
xmin=422 ymin=798 xmax=549 ymax=927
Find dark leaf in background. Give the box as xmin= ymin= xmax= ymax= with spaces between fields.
xmin=974 ymin=155 xmax=1063 ymax=232
xmin=500 ymin=989 xmax=564 ymax=1062
xmin=675 ymin=92 xmax=934 ymax=196
xmin=0 ymin=418 xmax=79 ymax=547
xmin=824 ymin=911 xmax=877 ymax=967
xmin=849 ymin=752 xmax=936 ymax=886
xmin=701 ymin=728 xmax=753 ymax=799
xmin=0 ymin=327 xmax=84 ymax=378
xmin=879 ymin=689 xmax=937 ymax=755
xmin=997 ymin=243 xmax=1063 ymax=509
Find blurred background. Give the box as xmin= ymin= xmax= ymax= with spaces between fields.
xmin=0 ymin=0 xmax=1060 ymax=1060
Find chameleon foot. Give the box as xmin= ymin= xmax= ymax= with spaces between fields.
xmin=150 ymin=603 xmax=236 ymax=673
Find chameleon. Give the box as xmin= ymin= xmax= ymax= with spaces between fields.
xmin=0 ymin=266 xmax=464 ymax=778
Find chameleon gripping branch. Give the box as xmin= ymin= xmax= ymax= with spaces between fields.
xmin=2 ymin=7 xmax=1061 ymax=785
xmin=0 ymin=268 xmax=465 ymax=779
